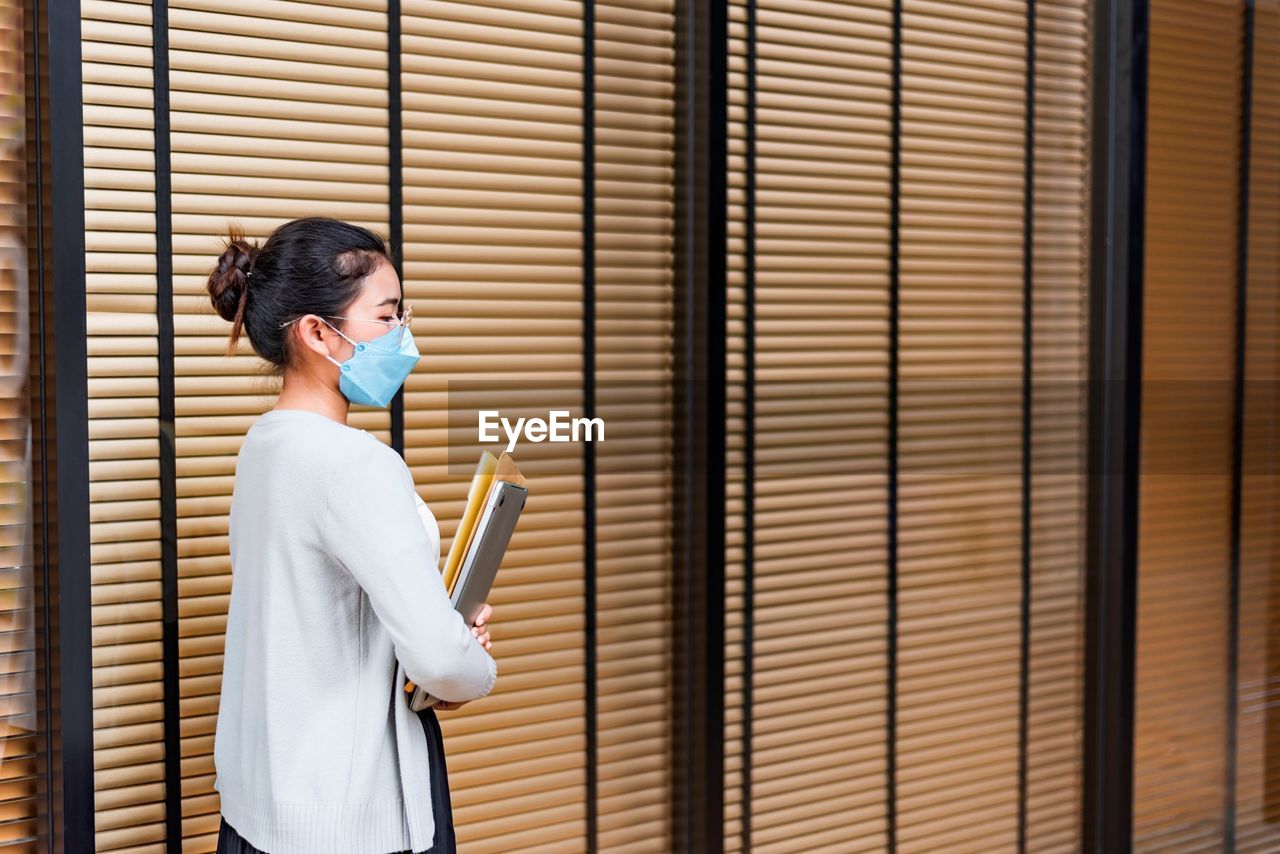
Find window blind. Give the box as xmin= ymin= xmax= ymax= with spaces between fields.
xmin=591 ymin=1 xmax=679 ymax=850
xmin=1025 ymin=1 xmax=1090 ymax=849
xmin=1132 ymin=0 xmax=1243 ymax=848
xmin=400 ymin=0 xmax=589 ymax=848
xmin=81 ymin=1 xmax=168 ymax=849
xmin=167 ymin=0 xmax=394 ymax=845
xmin=726 ymin=1 xmax=1091 ymax=851
xmin=726 ymin=1 xmax=894 ymax=851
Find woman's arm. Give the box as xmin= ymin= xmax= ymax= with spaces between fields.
xmin=319 ymin=439 xmax=498 ymax=703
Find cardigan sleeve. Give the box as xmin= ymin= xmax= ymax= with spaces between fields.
xmin=319 ymin=438 xmax=498 ymax=703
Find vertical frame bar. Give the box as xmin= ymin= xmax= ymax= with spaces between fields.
xmin=582 ymin=0 xmax=599 ymax=849
xmin=671 ymin=0 xmax=727 ymax=848
xmin=1018 ymin=0 xmax=1037 ymax=850
xmin=1082 ymin=0 xmax=1148 ymax=850
xmin=1225 ymin=1 xmax=1255 ymax=846
xmin=40 ymin=0 xmax=95 ymax=849
xmin=150 ymin=0 xmax=182 ymax=849
xmin=389 ymin=0 xmax=405 ymax=455
xmin=886 ymin=0 xmax=902 ymax=847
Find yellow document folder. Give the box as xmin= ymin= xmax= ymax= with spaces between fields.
xmin=404 ymin=450 xmax=526 ymax=699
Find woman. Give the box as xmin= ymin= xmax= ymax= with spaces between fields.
xmin=206 ymin=217 xmax=498 ymax=854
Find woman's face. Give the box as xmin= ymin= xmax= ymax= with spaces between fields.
xmin=325 ymin=258 xmax=407 ymax=359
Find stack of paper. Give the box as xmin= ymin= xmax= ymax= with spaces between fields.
xmin=404 ymin=450 xmax=527 ymax=705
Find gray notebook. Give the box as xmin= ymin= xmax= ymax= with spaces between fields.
xmin=410 ymin=479 xmax=528 ymax=712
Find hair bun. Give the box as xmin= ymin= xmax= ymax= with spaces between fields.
xmin=207 ymin=226 xmax=258 ymax=325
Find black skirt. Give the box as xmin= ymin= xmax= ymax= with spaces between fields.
xmin=216 ymin=706 xmax=457 ymax=854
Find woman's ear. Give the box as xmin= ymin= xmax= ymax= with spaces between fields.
xmin=293 ymin=315 xmax=339 ymax=362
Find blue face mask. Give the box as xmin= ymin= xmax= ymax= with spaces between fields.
xmin=319 ymin=317 xmax=421 ymax=408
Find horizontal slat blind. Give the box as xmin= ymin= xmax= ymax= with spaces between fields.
xmin=1 ymin=4 xmax=38 ymax=842
xmin=81 ymin=2 xmax=168 ymax=850
xmin=898 ymin=1 xmax=1027 ymax=848
xmin=1133 ymin=0 xmax=1242 ymax=849
xmin=728 ymin=1 xmax=894 ymax=851
xmin=167 ymin=0 xmax=392 ymax=850
xmin=724 ymin=0 xmax=746 ymax=842
xmin=727 ymin=1 xmax=1091 ymax=850
xmin=400 ymin=0 xmax=587 ymax=849
xmin=1237 ymin=4 xmax=1280 ymax=850
xmin=592 ymin=1 xmax=678 ymax=851
xmin=1026 ymin=0 xmax=1089 ymax=849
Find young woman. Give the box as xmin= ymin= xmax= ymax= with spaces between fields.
xmin=206 ymin=217 xmax=498 ymax=854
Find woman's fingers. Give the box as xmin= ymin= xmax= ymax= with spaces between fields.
xmin=476 ymin=602 xmax=493 ymax=628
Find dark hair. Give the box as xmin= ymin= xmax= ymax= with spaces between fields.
xmin=206 ymin=217 xmax=396 ymax=368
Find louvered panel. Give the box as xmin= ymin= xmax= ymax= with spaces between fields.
xmin=1026 ymin=1 xmax=1089 ymax=850
xmin=400 ymin=0 xmax=587 ymax=850
xmin=1133 ymin=1 xmax=1243 ymax=850
xmin=1237 ymin=5 xmax=1280 ymax=850
xmin=165 ymin=1 xmax=393 ymax=850
xmin=80 ymin=2 xmax=168 ymax=851
xmin=592 ymin=2 xmax=678 ymax=851
xmin=0 ymin=0 xmax=37 ymax=843
xmin=729 ymin=2 xmax=894 ymax=852
xmin=898 ymin=2 xmax=1026 ymax=851
xmin=725 ymin=1 xmax=750 ymax=850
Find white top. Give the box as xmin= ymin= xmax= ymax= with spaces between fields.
xmin=213 ymin=408 xmax=498 ymax=854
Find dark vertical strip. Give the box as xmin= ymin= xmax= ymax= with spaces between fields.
xmin=1082 ymin=0 xmax=1147 ymax=850
xmin=741 ymin=0 xmax=756 ymax=850
xmin=582 ymin=2 xmax=598 ymax=850
xmin=670 ymin=0 xmax=726 ymax=848
xmin=152 ymin=0 xmax=182 ymax=849
xmin=1017 ymin=1 xmax=1036 ymax=851
xmin=887 ymin=0 xmax=901 ymax=849
xmin=1225 ymin=1 xmax=1255 ymax=847
xmin=389 ymin=0 xmax=405 ymax=456
xmin=41 ymin=0 xmax=94 ymax=849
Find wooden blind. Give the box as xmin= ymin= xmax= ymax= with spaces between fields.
xmin=400 ymin=0 xmax=589 ymax=849
xmin=726 ymin=1 xmax=1091 ymax=851
xmin=592 ymin=1 xmax=678 ymax=849
xmin=169 ymin=1 xmax=394 ymax=849
xmin=1 ymin=0 xmax=38 ymax=841
xmin=1025 ymin=0 xmax=1089 ymax=849
xmin=726 ymin=1 xmax=894 ymax=851
xmin=1237 ymin=4 xmax=1280 ymax=850
xmin=1133 ymin=0 xmax=1243 ymax=849
xmin=81 ymin=2 xmax=168 ymax=849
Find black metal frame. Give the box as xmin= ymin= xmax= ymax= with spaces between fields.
xmin=34 ymin=0 xmax=96 ymax=851
xmin=389 ymin=0 xmax=406 ymax=455
xmin=1017 ymin=2 xmax=1037 ymax=851
xmin=150 ymin=1 xmax=184 ymax=849
xmin=1082 ymin=0 xmax=1148 ymax=850
xmin=1225 ymin=2 xmax=1256 ymax=848
xmin=582 ymin=0 xmax=599 ymax=848
xmin=886 ymin=2 xmax=902 ymax=846
xmin=671 ymin=0 xmax=727 ymax=850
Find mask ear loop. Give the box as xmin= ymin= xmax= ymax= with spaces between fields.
xmin=318 ymin=317 xmax=358 ymax=368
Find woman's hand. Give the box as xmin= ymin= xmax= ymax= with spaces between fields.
xmin=469 ymin=602 xmax=493 ymax=652
xmin=436 ymin=604 xmax=495 ymax=712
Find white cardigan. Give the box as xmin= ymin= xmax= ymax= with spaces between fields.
xmin=214 ymin=408 xmax=498 ymax=854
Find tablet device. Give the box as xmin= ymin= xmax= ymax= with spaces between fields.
xmin=411 ymin=480 xmax=527 ymax=711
